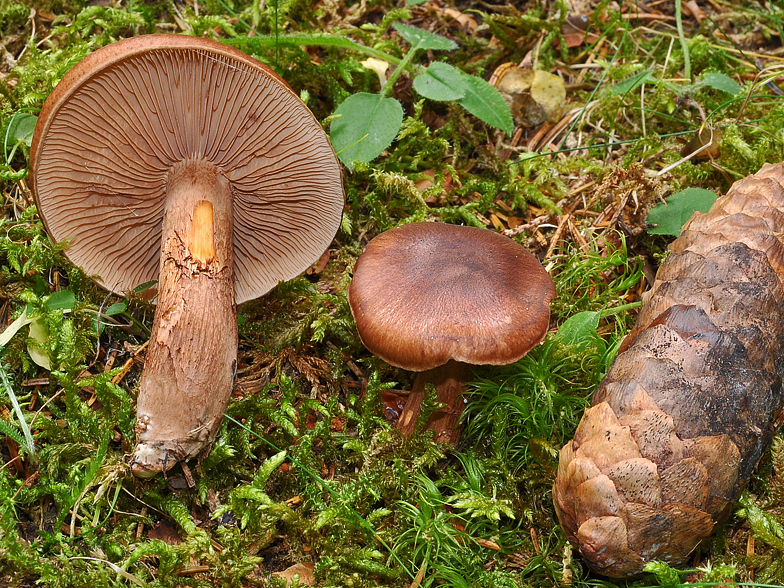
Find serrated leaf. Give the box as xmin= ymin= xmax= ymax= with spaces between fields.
xmin=393 ymin=22 xmax=457 ymax=52
xmin=413 ymin=62 xmax=467 ymax=101
xmin=608 ymin=69 xmax=654 ymax=97
xmin=0 ymin=419 xmax=27 ymax=450
xmin=45 ymin=289 xmax=75 ymax=310
xmin=698 ymin=72 xmax=741 ymax=96
xmin=330 ymin=92 xmax=404 ymax=170
xmin=643 ymin=561 xmax=682 ymax=587
xmin=739 ymin=492 xmax=784 ymax=551
xmin=647 ymin=187 xmax=718 ymax=236
xmin=457 ymin=72 xmax=513 ymax=134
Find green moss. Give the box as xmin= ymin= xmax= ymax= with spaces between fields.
xmin=4 ymin=0 xmax=784 ymax=585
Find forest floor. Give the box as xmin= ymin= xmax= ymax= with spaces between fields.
xmin=3 ymin=0 xmax=784 ymax=586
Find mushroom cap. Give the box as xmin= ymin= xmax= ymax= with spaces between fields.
xmin=348 ymin=222 xmax=556 ymax=371
xmin=30 ymin=34 xmax=344 ymax=304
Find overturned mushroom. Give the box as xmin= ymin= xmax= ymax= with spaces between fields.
xmin=348 ymin=222 xmax=555 ymax=444
xmin=29 ymin=35 xmax=344 ymax=476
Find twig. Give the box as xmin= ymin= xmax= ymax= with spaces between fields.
xmin=545 ymin=214 xmax=571 ymax=259
xmin=501 ymin=215 xmax=551 ymax=238
xmin=111 ymin=340 xmax=150 ymax=385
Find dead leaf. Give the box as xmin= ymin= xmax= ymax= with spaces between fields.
xmin=272 ymin=562 xmax=316 ymax=586
xmin=680 ymin=127 xmax=721 ymax=160
xmin=477 ymin=538 xmax=502 ymax=550
xmin=494 ymin=65 xmax=567 ymax=127
xmin=415 ymin=169 xmax=436 ymax=192
xmin=148 ymin=519 xmax=181 ymax=545
xmin=561 ymin=14 xmax=599 ymax=48
xmin=683 ymin=0 xmax=706 ymax=23
xmin=440 ymin=7 xmax=478 ymax=32
xmin=307 ymin=249 xmax=330 ymax=275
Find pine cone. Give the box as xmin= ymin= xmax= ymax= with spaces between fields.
xmin=553 ymin=162 xmax=784 ymax=577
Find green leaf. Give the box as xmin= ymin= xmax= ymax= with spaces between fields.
xmin=393 ymin=22 xmax=457 ymax=52
xmin=646 ymin=187 xmax=718 ymax=236
xmin=739 ymin=492 xmax=784 ymax=552
xmin=44 ymin=289 xmax=76 ymax=310
xmin=330 ymin=92 xmax=404 ymax=169
xmin=554 ymin=311 xmax=600 ymax=351
xmin=413 ymin=62 xmax=466 ymax=101
xmin=697 ymin=72 xmax=741 ymax=95
xmin=28 ymin=319 xmax=51 ymax=370
xmin=133 ymin=279 xmax=157 ymax=294
xmin=608 ymin=69 xmax=654 ymax=96
xmin=456 ymin=72 xmax=514 ymax=134
xmin=3 ymin=113 xmax=37 ymax=161
xmin=105 ymin=301 xmax=128 ymax=316
xmin=0 ymin=419 xmax=27 ymax=451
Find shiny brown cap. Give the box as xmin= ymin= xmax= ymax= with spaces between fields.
xmin=30 ymin=34 xmax=343 ymax=303
xmin=348 ymin=222 xmax=556 ymax=371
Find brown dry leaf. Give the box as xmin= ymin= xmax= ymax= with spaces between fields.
xmin=148 ymin=519 xmax=181 ymax=545
xmin=272 ymin=562 xmax=316 ymax=586
xmin=307 ymin=249 xmax=330 ymax=275
xmin=680 ymin=127 xmax=721 ymax=160
xmin=494 ymin=65 xmax=566 ymax=127
xmin=561 ymin=14 xmax=600 ymax=48
xmin=428 ymin=6 xmax=478 ymax=32
xmin=683 ymin=0 xmax=706 ymax=23
xmin=415 ymin=169 xmax=436 ymax=192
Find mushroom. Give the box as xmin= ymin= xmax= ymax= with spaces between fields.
xmin=29 ymin=35 xmax=344 ymax=477
xmin=348 ymin=222 xmax=555 ymax=444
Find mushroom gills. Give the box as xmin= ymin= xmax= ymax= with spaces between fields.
xmin=131 ymin=159 xmax=238 ymax=477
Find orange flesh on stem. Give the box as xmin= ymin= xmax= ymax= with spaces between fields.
xmin=189 ymin=200 xmax=217 ymax=264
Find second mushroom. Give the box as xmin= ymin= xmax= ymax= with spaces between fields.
xmin=348 ymin=222 xmax=555 ymax=444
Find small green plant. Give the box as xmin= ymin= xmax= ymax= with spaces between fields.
xmin=227 ymin=22 xmax=512 ymax=170
xmin=463 ymin=309 xmax=623 ymax=472
xmin=0 ymin=363 xmax=35 ymax=458
xmin=330 ymin=22 xmax=512 ymax=169
xmin=646 ymin=187 xmax=719 ymax=236
xmin=1 ymin=112 xmax=37 ymax=181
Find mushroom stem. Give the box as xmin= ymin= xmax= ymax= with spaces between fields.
xmin=131 ymin=159 xmax=238 ymax=477
xmin=396 ymin=360 xmax=473 ymax=444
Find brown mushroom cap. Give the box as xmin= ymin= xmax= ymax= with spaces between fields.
xmin=30 ymin=34 xmax=343 ymax=303
xmin=348 ymin=222 xmax=556 ymax=371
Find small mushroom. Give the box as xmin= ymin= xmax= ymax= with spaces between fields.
xmin=348 ymin=222 xmax=555 ymax=444
xmin=29 ymin=35 xmax=344 ymax=476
